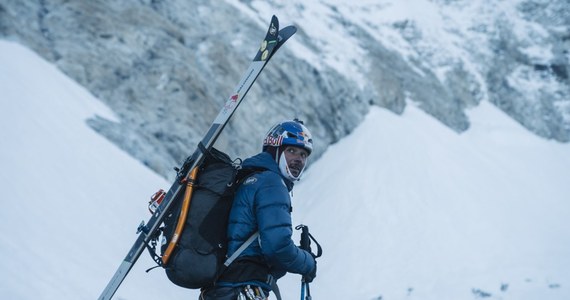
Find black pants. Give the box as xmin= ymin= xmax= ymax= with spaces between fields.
xmin=199 ymin=285 xmax=268 ymax=300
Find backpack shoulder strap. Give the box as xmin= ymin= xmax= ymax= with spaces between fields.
xmin=223 ymin=231 xmax=260 ymax=267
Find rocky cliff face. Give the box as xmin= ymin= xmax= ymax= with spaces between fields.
xmin=1 ymin=0 xmax=568 ymax=179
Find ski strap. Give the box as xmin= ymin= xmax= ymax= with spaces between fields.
xmin=224 ymin=231 xmax=260 ymax=267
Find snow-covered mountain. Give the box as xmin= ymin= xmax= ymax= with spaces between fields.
xmin=1 ymin=39 xmax=569 ymax=300
xmin=1 ymin=0 xmax=568 ymax=179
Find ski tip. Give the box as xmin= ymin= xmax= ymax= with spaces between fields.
xmin=279 ymin=25 xmax=297 ymax=40
xmin=268 ymin=25 xmax=297 ymax=58
xmin=252 ymin=15 xmax=296 ymax=62
xmin=270 ymin=15 xmax=279 ymax=33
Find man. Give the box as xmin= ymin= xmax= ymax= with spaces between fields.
xmin=200 ymin=119 xmax=317 ymax=300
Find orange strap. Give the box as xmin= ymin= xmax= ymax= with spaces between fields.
xmin=162 ymin=167 xmax=199 ymax=265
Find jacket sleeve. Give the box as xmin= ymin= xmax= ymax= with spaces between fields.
xmin=254 ymin=174 xmax=316 ymax=277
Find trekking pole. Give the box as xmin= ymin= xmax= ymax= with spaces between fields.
xmin=296 ymin=225 xmax=322 ymax=300
xmin=301 ymin=281 xmax=312 ymax=300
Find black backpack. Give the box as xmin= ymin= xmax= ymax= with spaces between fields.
xmin=146 ymin=147 xmax=263 ymax=289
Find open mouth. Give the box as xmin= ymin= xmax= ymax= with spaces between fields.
xmin=289 ymin=164 xmax=302 ymax=176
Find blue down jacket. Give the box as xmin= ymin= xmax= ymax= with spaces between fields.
xmin=226 ymin=151 xmax=315 ymax=280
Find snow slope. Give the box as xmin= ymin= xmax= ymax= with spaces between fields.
xmin=0 ymin=40 xmax=198 ymax=300
xmin=278 ymin=103 xmax=570 ymax=299
xmin=1 ymin=39 xmax=570 ymax=300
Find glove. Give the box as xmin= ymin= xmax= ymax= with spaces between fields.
xmin=303 ymin=257 xmax=317 ymax=283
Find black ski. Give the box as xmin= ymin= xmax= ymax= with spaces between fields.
xmin=98 ymin=15 xmax=296 ymax=300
